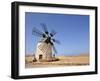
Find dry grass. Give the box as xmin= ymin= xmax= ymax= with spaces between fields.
xmin=25 ymin=55 xmax=89 ymax=68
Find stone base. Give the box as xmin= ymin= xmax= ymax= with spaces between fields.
xmin=33 ymin=57 xmax=59 ymax=62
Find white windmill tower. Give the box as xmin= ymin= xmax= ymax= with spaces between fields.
xmin=32 ymin=23 xmax=60 ymax=61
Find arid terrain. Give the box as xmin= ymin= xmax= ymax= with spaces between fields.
xmin=25 ymin=55 xmax=89 ymax=68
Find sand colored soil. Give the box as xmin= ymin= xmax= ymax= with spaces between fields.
xmin=25 ymin=55 xmax=89 ymax=68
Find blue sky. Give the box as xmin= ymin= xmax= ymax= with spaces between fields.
xmin=25 ymin=12 xmax=89 ymax=56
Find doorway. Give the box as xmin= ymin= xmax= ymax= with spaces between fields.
xmin=39 ymin=55 xmax=42 ymax=59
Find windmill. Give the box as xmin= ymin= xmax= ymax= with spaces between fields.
xmin=32 ymin=23 xmax=60 ymax=61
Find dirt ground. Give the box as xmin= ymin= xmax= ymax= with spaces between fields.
xmin=25 ymin=55 xmax=89 ymax=68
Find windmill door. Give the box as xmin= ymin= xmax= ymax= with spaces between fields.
xmin=39 ymin=55 xmax=42 ymax=59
